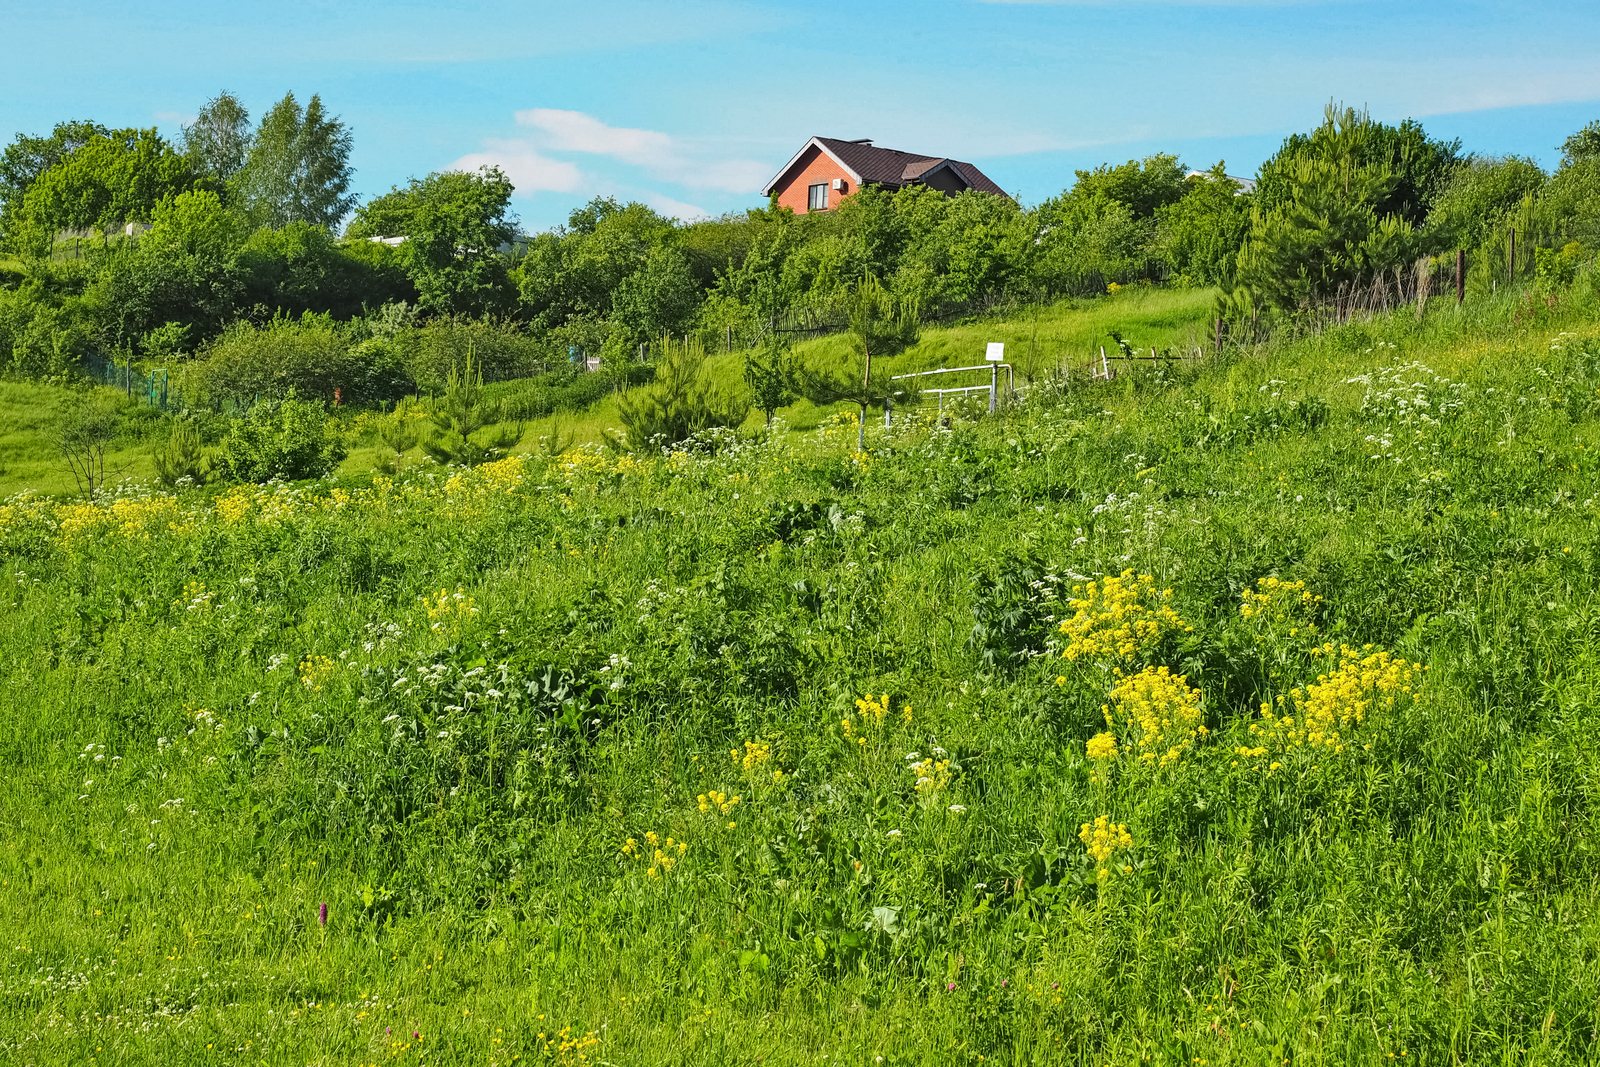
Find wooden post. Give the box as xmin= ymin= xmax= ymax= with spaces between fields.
xmin=1099 ymin=345 xmax=1109 ymax=381
xmin=726 ymin=325 xmax=733 ymax=352
xmin=1456 ymin=249 xmax=1464 ymax=305
xmin=884 ymin=396 xmax=892 ymax=429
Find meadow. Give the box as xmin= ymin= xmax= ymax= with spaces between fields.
xmin=4 ymin=280 xmax=1600 ymax=1065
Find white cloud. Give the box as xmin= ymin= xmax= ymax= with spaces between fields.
xmin=640 ymin=192 xmax=712 ymax=221
xmin=448 ymin=140 xmax=583 ymax=193
xmin=511 ymin=107 xmax=768 ymax=192
xmin=515 ymin=108 xmax=672 ymax=166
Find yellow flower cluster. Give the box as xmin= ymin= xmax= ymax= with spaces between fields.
xmin=1085 ymin=731 xmax=1119 ymax=760
xmin=1249 ymin=643 xmax=1422 ymax=756
xmin=539 ymin=1024 xmax=602 ymax=1064
xmin=173 ymin=580 xmax=212 ymax=613
xmin=732 ymin=740 xmax=784 ymax=785
xmin=697 ymin=789 xmax=740 ymax=816
xmin=1059 ymin=570 xmax=1191 ymax=664
xmin=1078 ymin=814 xmax=1134 ymax=880
xmin=424 ymin=586 xmax=479 ymax=636
xmin=1239 ymin=576 xmax=1321 ymax=622
xmin=1103 ymin=666 xmax=1207 ymax=768
xmin=910 ymin=756 xmax=951 ymax=795
xmin=299 ymin=653 xmax=336 ymax=692
xmin=841 ymin=693 xmax=912 ymax=746
xmin=57 ymin=495 xmax=186 ymax=551
xmin=622 ymin=830 xmax=687 ymax=878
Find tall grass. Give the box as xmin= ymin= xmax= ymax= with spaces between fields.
xmin=4 ymin=278 xmax=1600 ymax=1063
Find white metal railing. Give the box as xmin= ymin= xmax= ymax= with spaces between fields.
xmin=886 ymin=363 xmax=1015 ymax=425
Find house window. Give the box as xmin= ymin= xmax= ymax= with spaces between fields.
xmin=808 ymin=183 xmax=829 ymax=211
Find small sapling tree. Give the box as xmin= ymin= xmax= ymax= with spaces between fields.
xmin=743 ymin=334 xmax=802 ymax=429
xmin=422 ymin=346 xmax=523 ymax=467
xmin=54 ymin=389 xmax=125 ymax=500
xmin=802 ymin=273 xmax=920 ymax=451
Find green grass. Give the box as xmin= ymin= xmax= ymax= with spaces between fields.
xmin=6 ymin=280 xmax=1600 ymax=1064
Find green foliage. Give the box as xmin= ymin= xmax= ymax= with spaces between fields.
xmin=611 ymin=244 xmax=699 ymax=341
xmin=232 ymin=92 xmax=356 ymax=230
xmin=1255 ymin=103 xmax=1463 ymax=228
xmin=1237 ymin=108 xmax=1423 ymax=311
xmin=51 ymin=386 xmax=125 ymax=499
xmin=0 ymin=119 xmax=110 ymax=246
xmin=375 ymin=405 xmax=423 ymax=458
xmin=1155 ymin=161 xmax=1251 ymax=287
xmin=744 ymin=335 xmax=803 ymax=427
xmin=151 ymin=417 xmax=214 ymax=487
xmin=195 ymin=315 xmax=409 ymax=407
xmin=614 ymin=337 xmax=749 ymax=447
xmin=235 ymin=221 xmax=411 ymax=320
xmin=182 ymin=91 xmax=252 ymax=184
xmin=421 ymin=347 xmax=523 ymax=467
xmin=1424 ymin=155 xmax=1547 ymax=250
xmin=400 ymin=316 xmax=542 ymax=393
xmin=1068 ymin=153 xmax=1190 ymax=218
xmin=214 ymin=390 xmax=346 ymax=481
xmin=798 ymin=274 xmax=920 ymax=450
xmin=87 ymin=188 xmax=247 ymax=349
xmin=12 ymin=128 xmax=202 ymax=255
xmin=349 ymin=168 xmax=516 ymax=317
xmin=1559 ymin=119 xmax=1600 ymax=168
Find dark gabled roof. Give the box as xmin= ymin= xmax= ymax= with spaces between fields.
xmin=762 ymin=137 xmax=1010 ymax=199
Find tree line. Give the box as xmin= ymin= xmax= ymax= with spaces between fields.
xmin=3 ymin=92 xmax=1600 ymax=390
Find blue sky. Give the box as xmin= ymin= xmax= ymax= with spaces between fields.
xmin=4 ymin=0 xmax=1600 ymax=231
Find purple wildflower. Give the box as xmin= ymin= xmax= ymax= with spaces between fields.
xmin=319 ymin=902 xmax=328 ymax=926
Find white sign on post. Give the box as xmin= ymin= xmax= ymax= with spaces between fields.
xmin=985 ymin=342 xmax=1005 ymax=362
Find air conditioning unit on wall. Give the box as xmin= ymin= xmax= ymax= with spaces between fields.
xmin=831 ymin=178 xmax=846 ymax=192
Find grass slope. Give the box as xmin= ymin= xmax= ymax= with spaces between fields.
xmin=4 ymin=282 xmax=1600 ymax=1064
xmin=0 ymin=288 xmax=1217 ymax=499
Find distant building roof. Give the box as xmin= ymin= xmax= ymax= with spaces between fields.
xmin=763 ymin=136 xmax=1009 ymax=199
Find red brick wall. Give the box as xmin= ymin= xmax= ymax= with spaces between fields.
xmin=773 ymin=145 xmax=855 ymax=214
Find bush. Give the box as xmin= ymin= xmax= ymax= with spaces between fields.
xmin=614 ymin=338 xmax=748 ymax=447
xmin=194 ymin=315 xmax=410 ymax=407
xmin=214 ymin=392 xmax=347 ymax=482
xmin=401 ymin=318 xmax=544 ymax=393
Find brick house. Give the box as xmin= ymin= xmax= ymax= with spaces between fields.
xmin=762 ymin=136 xmax=1010 ymax=214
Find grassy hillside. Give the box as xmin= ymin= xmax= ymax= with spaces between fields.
xmin=0 ymin=287 xmax=1216 ymax=499
xmin=5 ymin=281 xmax=1600 ymax=1064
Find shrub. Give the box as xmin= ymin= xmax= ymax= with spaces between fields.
xmin=614 ymin=338 xmax=748 ymax=448
xmin=152 ymin=418 xmax=214 ymax=487
xmin=195 ymin=316 xmax=411 ymax=407
xmin=214 ymin=392 xmax=347 ymax=482
xmin=402 ymin=318 xmax=543 ymax=393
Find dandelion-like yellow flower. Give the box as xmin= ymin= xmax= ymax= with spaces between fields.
xmin=1078 ymin=814 xmax=1134 ymax=880
xmin=1085 ymin=732 xmax=1119 ymax=760
xmin=1058 ymin=570 xmax=1191 ymax=665
xmin=298 ymin=653 xmax=337 ymax=692
xmin=1104 ymin=666 xmax=1205 ymax=768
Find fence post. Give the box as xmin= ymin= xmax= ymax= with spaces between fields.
xmin=1456 ymin=249 xmax=1464 ymax=305
xmin=884 ymin=396 xmax=892 ymax=429
xmin=989 ymin=364 xmax=997 ymax=413
xmin=1509 ymin=227 xmax=1516 ymax=287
